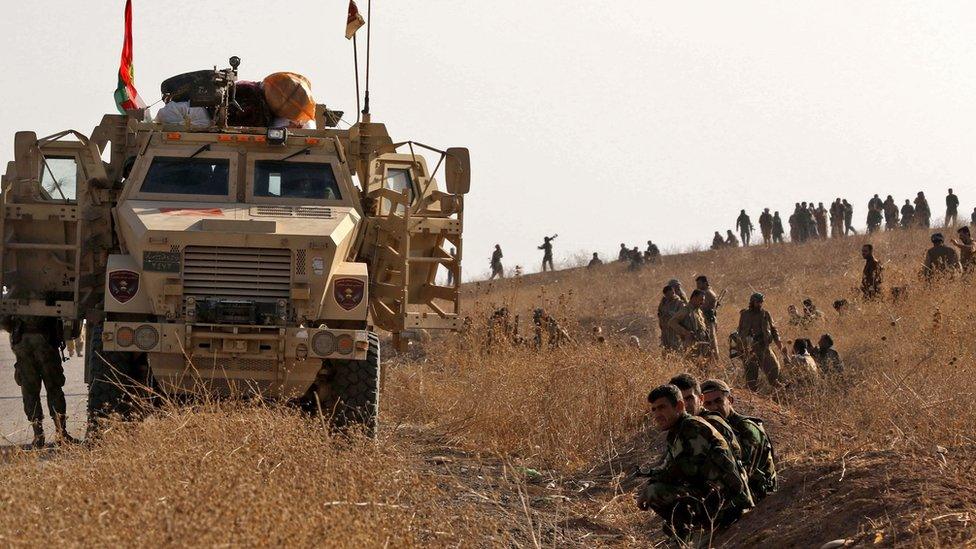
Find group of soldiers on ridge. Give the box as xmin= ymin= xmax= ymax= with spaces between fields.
xmin=714 ymin=189 xmax=973 ymax=249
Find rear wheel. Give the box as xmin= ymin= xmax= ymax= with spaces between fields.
xmin=310 ymin=332 xmax=380 ymax=436
xmin=85 ymin=321 xmax=153 ymax=435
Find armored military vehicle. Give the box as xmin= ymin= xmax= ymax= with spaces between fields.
xmin=0 ymin=58 xmax=469 ymax=432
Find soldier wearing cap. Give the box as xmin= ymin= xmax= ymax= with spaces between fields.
xmin=669 ymin=373 xmax=743 ymax=462
xmin=736 ymin=293 xmax=783 ymax=390
xmin=667 ymin=278 xmax=688 ymax=303
xmin=636 ymin=384 xmax=753 ymax=540
xmin=923 ymin=232 xmax=961 ymax=279
xmin=701 ymin=379 xmax=778 ymax=501
xmin=657 ymin=285 xmax=684 ymax=353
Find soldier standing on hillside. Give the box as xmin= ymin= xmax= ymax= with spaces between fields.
xmin=923 ymin=232 xmax=961 ymax=279
xmin=883 ymin=195 xmax=899 ymax=230
xmin=951 ymin=226 xmax=976 ymax=272
xmin=587 ymin=252 xmax=603 ymax=268
xmin=538 ymin=235 xmax=557 ymax=272
xmin=736 ymin=210 xmax=754 ymax=247
xmin=701 ymin=379 xmax=778 ymax=501
xmin=915 ymin=192 xmax=931 ymax=228
xmin=489 ymin=244 xmax=504 ymax=280
xmin=946 ymin=188 xmax=960 ymax=227
xmin=668 ymin=290 xmax=711 ymax=358
xmin=843 ymin=199 xmax=856 ymax=235
xmin=901 ymin=199 xmax=915 ymax=228
xmin=737 ymin=293 xmax=783 ymax=390
xmin=758 ymin=208 xmax=773 ymax=245
xmin=772 ymin=211 xmax=785 ymax=244
xmin=868 ymin=194 xmax=884 ymax=213
xmin=696 ymin=276 xmax=720 ymax=358
xmin=830 ymin=198 xmax=844 ymax=238
xmin=658 ymin=285 xmax=684 ymax=353
xmin=0 ymin=314 xmax=76 ymax=448
xmin=866 ymin=205 xmax=882 ymax=234
xmin=861 ymin=244 xmax=882 ymax=299
xmin=814 ymin=203 xmax=828 ymax=240
xmin=636 ymin=384 xmax=753 ymax=540
xmin=788 ymin=206 xmax=799 ymax=243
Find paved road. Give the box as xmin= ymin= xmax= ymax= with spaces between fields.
xmin=0 ymin=340 xmax=87 ymax=446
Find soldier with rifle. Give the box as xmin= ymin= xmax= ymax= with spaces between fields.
xmin=538 ymin=234 xmax=558 ymax=272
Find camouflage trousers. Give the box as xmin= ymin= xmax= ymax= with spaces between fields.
xmin=639 ymin=481 xmax=747 ymax=534
xmin=12 ymin=334 xmax=67 ymax=430
xmin=743 ymin=345 xmax=781 ymax=390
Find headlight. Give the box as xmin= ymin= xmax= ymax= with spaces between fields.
xmin=311 ymin=331 xmax=336 ymax=356
xmin=134 ymin=325 xmax=159 ymax=350
xmin=267 ymin=127 xmax=287 ymax=145
xmin=336 ymin=334 xmax=354 ymax=355
xmin=116 ymin=327 xmax=135 ymax=348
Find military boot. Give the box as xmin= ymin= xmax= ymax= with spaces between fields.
xmin=55 ymin=416 xmax=79 ymax=445
xmin=30 ymin=422 xmax=45 ymax=449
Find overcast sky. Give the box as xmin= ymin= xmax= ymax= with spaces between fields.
xmin=2 ymin=1 xmax=975 ymax=278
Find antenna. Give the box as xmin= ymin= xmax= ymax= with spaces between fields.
xmin=362 ymin=0 xmax=372 ymax=119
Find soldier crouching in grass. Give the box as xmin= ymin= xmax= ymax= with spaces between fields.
xmin=636 ymin=384 xmax=753 ymax=542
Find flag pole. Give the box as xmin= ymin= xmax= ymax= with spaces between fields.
xmin=362 ymin=0 xmax=371 ymax=119
xmin=353 ymin=34 xmax=361 ymax=124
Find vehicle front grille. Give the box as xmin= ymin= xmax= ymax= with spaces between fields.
xmin=183 ymin=246 xmax=291 ymax=300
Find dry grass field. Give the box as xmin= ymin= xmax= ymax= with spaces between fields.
xmin=2 ymin=227 xmax=975 ymax=547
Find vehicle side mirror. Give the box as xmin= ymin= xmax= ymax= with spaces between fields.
xmin=445 ymin=147 xmax=470 ymax=195
xmin=14 ymin=131 xmax=38 ymax=180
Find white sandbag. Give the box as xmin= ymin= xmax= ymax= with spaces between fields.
xmin=155 ymin=101 xmax=212 ymax=128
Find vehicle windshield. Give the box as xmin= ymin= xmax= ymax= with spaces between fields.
xmin=141 ymin=157 xmax=230 ymax=195
xmin=253 ymin=161 xmax=342 ymax=200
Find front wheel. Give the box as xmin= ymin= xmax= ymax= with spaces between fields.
xmin=85 ymin=321 xmax=152 ymax=434
xmin=311 ymin=332 xmax=380 ymax=436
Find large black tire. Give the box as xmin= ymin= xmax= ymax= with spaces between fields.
xmin=314 ymin=332 xmax=380 ymax=436
xmin=85 ymin=321 xmax=152 ymax=433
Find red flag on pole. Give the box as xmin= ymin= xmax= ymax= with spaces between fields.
xmin=346 ymin=0 xmax=365 ymax=40
xmin=114 ymin=0 xmax=146 ymax=114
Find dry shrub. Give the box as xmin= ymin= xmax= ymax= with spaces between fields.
xmin=0 ymin=403 xmax=500 ymax=546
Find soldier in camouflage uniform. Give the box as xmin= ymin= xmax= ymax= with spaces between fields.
xmin=657 ymin=285 xmax=684 ymax=353
xmin=1 ymin=315 xmax=76 ymax=448
xmin=736 ymin=293 xmax=783 ymax=390
xmin=696 ymin=276 xmax=720 ymax=358
xmin=701 ymin=379 xmax=778 ymax=501
xmin=668 ymin=290 xmax=711 ymax=359
xmin=669 ymin=373 xmax=743 ymax=462
xmin=637 ymin=384 xmax=753 ymax=540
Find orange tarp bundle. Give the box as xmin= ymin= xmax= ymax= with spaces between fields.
xmin=262 ymin=72 xmax=316 ymax=124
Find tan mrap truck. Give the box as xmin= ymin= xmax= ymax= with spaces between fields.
xmin=0 ymin=61 xmax=469 ymax=433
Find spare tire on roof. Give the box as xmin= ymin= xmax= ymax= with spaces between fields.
xmin=263 ymin=72 xmax=316 ymax=125
xmin=160 ymin=70 xmax=213 ymax=102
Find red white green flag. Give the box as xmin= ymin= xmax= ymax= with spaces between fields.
xmin=114 ymin=0 xmax=146 ymax=114
xmin=346 ymin=0 xmax=365 ymax=39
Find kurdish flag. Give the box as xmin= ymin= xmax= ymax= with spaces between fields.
xmin=114 ymin=0 xmax=146 ymax=114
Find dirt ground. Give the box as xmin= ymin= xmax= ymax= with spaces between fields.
xmin=0 ymin=340 xmax=86 ymax=446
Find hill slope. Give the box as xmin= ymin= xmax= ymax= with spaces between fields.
xmin=1 ymin=228 xmax=975 ymax=547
